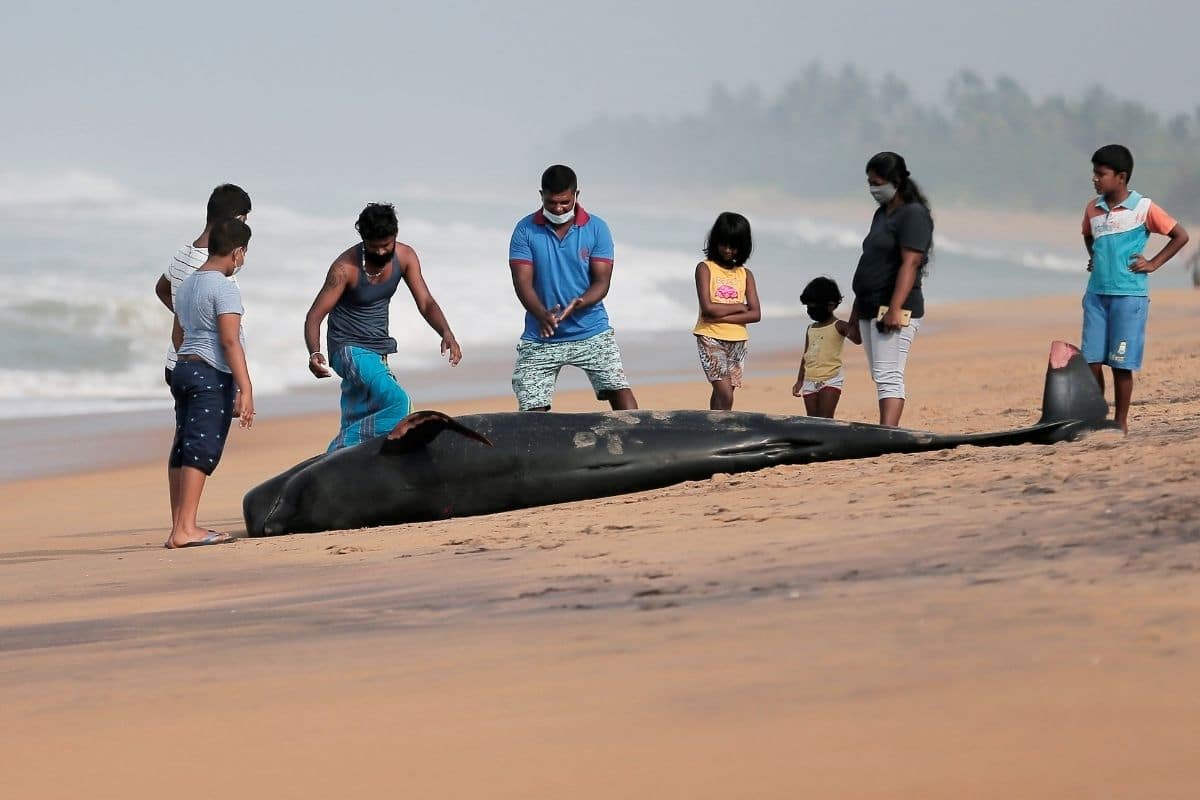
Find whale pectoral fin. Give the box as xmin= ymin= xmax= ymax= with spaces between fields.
xmin=381 ymin=410 xmax=494 ymax=454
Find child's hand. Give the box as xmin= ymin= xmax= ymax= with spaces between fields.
xmin=791 ymin=381 xmax=803 ymax=397
xmin=234 ymin=390 xmax=255 ymax=429
xmin=1128 ymin=254 xmax=1155 ymax=273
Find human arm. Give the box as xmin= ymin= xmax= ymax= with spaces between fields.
xmin=155 ymin=274 xmax=173 ymax=311
xmin=399 ymin=245 xmax=461 ymax=365
xmin=303 ymin=260 xmax=350 ymax=378
xmin=835 ymin=317 xmax=861 ymax=345
xmin=880 ymin=249 xmax=923 ymax=331
xmin=791 ymin=329 xmax=810 ymax=396
xmin=693 ymin=262 xmax=754 ymax=322
xmin=1130 ymin=223 xmax=1189 ymax=274
xmin=171 ymin=314 xmax=184 ymax=352
xmin=509 ymin=262 xmax=560 ymax=338
xmin=1084 ymin=233 xmax=1095 ymax=271
xmin=217 ymin=312 xmax=254 ymax=428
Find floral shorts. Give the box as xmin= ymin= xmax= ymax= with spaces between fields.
xmin=512 ymin=328 xmax=631 ymax=410
xmin=696 ymin=335 xmax=747 ymax=387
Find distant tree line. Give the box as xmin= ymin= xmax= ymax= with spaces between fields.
xmin=567 ymin=64 xmax=1200 ymax=215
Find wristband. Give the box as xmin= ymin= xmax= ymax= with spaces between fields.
xmin=309 ymin=352 xmax=323 ymax=360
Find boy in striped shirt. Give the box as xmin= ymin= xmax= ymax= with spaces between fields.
xmin=153 ymin=183 xmax=251 ymax=384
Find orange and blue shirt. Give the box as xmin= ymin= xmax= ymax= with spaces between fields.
xmin=1082 ymin=190 xmax=1177 ymax=296
xmin=509 ymin=205 xmax=615 ymax=342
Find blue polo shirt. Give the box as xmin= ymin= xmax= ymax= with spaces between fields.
xmin=509 ymin=206 xmax=615 ymax=342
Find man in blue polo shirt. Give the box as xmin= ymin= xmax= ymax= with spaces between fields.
xmin=508 ymin=164 xmax=638 ymax=411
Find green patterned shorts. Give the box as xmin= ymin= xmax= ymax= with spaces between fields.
xmin=512 ymin=328 xmax=631 ymax=410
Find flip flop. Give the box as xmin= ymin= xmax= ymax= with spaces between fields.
xmin=165 ymin=530 xmax=235 ymax=549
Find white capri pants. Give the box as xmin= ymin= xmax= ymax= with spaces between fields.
xmin=859 ymin=318 xmax=921 ymax=400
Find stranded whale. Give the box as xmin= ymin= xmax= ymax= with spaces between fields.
xmin=243 ymin=342 xmax=1114 ymax=537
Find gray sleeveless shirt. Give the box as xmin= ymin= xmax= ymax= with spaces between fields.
xmin=327 ymin=245 xmax=404 ymax=356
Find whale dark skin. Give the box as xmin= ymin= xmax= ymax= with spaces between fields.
xmin=244 ymin=343 xmax=1115 ymax=537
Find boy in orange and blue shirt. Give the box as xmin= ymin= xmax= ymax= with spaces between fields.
xmin=1081 ymin=144 xmax=1188 ymax=433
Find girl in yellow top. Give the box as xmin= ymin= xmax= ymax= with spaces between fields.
xmin=694 ymin=212 xmax=761 ymax=410
xmin=792 ymin=277 xmax=861 ymax=418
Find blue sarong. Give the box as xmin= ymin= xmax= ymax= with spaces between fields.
xmin=328 ymin=345 xmax=412 ymax=452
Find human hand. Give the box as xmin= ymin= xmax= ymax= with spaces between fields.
xmin=1128 ymin=254 xmax=1155 ymax=273
xmin=309 ymin=352 xmax=333 ymax=378
xmin=554 ymin=297 xmax=583 ymax=324
xmin=878 ymin=307 xmax=905 ymax=332
xmin=537 ymin=307 xmax=560 ymax=338
xmin=441 ymin=333 xmax=462 ymax=366
xmin=791 ymin=381 xmax=803 ymax=397
xmin=234 ymin=390 xmax=255 ymax=428
xmin=1086 ymin=256 xmax=1093 ymax=272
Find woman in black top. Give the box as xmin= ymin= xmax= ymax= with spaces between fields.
xmin=849 ymin=151 xmax=934 ymax=427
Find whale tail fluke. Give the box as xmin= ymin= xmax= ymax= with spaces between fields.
xmin=1037 ymin=341 xmax=1111 ymax=429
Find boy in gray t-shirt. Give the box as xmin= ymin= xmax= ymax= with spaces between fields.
xmin=166 ymin=218 xmax=255 ymax=549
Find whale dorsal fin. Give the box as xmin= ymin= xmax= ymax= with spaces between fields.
xmin=381 ymin=410 xmax=493 ymax=454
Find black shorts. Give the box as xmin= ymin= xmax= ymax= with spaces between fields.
xmin=169 ymin=359 xmax=236 ymax=475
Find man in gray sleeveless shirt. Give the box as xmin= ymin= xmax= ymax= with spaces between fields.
xmin=304 ymin=203 xmax=462 ymax=451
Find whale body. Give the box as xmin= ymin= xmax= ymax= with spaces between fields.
xmin=243 ymin=343 xmax=1113 ymax=537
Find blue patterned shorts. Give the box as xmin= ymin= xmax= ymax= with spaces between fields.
xmin=512 ymin=328 xmax=630 ymax=410
xmin=169 ymin=359 xmax=236 ymax=475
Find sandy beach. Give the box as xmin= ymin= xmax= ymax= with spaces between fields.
xmin=3 ymin=289 xmax=1199 ymax=798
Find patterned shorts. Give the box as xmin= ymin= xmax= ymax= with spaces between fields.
xmin=696 ymin=335 xmax=747 ymax=387
xmin=513 ymin=328 xmax=630 ymax=410
xmin=169 ymin=359 xmax=236 ymax=475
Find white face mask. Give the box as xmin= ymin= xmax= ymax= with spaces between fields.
xmin=869 ymin=183 xmax=897 ymax=205
xmin=543 ymin=204 xmax=575 ymax=225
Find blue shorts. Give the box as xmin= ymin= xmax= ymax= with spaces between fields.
xmin=1081 ymin=292 xmax=1148 ymax=371
xmin=169 ymin=358 xmax=236 ymax=475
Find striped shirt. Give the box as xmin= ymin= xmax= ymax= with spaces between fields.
xmin=164 ymin=244 xmax=239 ymax=369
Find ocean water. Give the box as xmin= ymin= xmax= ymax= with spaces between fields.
xmin=1 ymin=169 xmax=1190 ymax=423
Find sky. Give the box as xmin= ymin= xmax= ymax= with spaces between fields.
xmin=2 ymin=0 xmax=1198 ymax=204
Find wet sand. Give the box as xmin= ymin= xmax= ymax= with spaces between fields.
xmin=2 ymin=290 xmax=1199 ymax=798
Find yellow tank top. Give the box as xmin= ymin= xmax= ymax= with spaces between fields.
xmin=693 ymin=261 xmax=749 ymax=341
xmin=804 ymin=322 xmax=845 ymax=382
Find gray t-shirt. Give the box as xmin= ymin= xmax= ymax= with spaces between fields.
xmin=851 ymin=202 xmax=933 ymax=319
xmin=176 ymin=269 xmax=245 ymax=374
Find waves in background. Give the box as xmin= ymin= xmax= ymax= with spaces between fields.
xmin=2 ymin=170 xmax=1179 ymax=420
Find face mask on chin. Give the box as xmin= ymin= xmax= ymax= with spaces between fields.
xmin=363 ymin=247 xmax=394 ymax=268
xmin=869 ymin=183 xmax=897 ymax=206
xmin=543 ymin=205 xmax=575 ymax=225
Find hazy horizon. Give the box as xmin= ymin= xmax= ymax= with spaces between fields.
xmin=4 ymin=0 xmax=1199 ymax=205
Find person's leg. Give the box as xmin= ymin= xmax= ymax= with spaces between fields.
xmin=815 ymin=387 xmax=841 ymax=418
xmin=1081 ymin=291 xmax=1108 ymax=394
xmin=168 ymin=368 xmax=186 ymax=523
xmin=604 ymin=388 xmax=639 ymax=411
xmin=1112 ymin=368 xmax=1133 ymax=433
xmin=802 ymin=390 xmax=821 ymax=416
xmin=512 ymin=340 xmax=561 ymax=412
xmin=165 ymin=364 xmax=234 ymax=547
xmin=867 ymin=319 xmax=920 ymax=427
xmin=723 ymin=339 xmax=746 ymax=411
xmin=168 ymin=466 xmax=210 ymax=547
xmin=708 ymin=379 xmax=734 ymax=410
xmin=1106 ymin=295 xmax=1148 ymax=433
xmin=579 ymin=329 xmax=638 ymax=410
